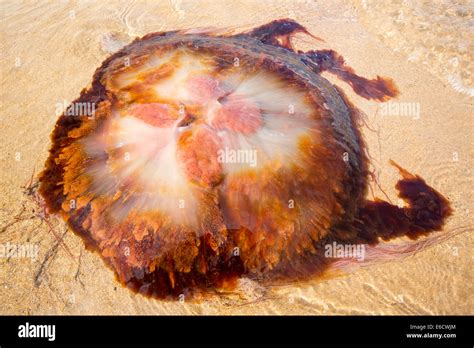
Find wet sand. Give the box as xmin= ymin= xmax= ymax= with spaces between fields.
xmin=0 ymin=0 xmax=472 ymax=314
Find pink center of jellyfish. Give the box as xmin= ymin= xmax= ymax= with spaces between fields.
xmin=187 ymin=76 xmax=226 ymax=103
xmin=187 ymin=75 xmax=262 ymax=133
xmin=128 ymin=75 xmax=263 ymax=186
xmin=213 ymin=95 xmax=262 ymax=134
xmin=128 ymin=103 xmax=177 ymax=127
xmin=178 ymin=127 xmax=223 ymax=186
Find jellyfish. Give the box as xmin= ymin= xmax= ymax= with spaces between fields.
xmin=39 ymin=19 xmax=451 ymax=299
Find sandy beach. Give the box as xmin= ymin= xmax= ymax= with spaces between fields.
xmin=0 ymin=0 xmax=472 ymax=314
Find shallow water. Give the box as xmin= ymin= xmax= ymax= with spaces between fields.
xmin=353 ymin=0 xmax=474 ymax=96
xmin=0 ymin=0 xmax=472 ymax=315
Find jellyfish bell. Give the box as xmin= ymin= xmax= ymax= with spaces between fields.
xmin=39 ymin=19 xmax=451 ymax=299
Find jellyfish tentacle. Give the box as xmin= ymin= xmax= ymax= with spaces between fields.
xmin=247 ymin=19 xmax=398 ymax=101
xmin=328 ymin=162 xmax=453 ymax=275
xmin=305 ymin=49 xmax=399 ymax=101
xmin=246 ymin=18 xmax=323 ymax=51
xmin=350 ymin=161 xmax=452 ymax=244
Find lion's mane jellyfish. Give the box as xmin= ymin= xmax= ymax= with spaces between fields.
xmin=39 ymin=19 xmax=451 ymax=299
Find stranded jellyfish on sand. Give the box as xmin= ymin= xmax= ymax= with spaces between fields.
xmin=39 ymin=19 xmax=451 ymax=299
